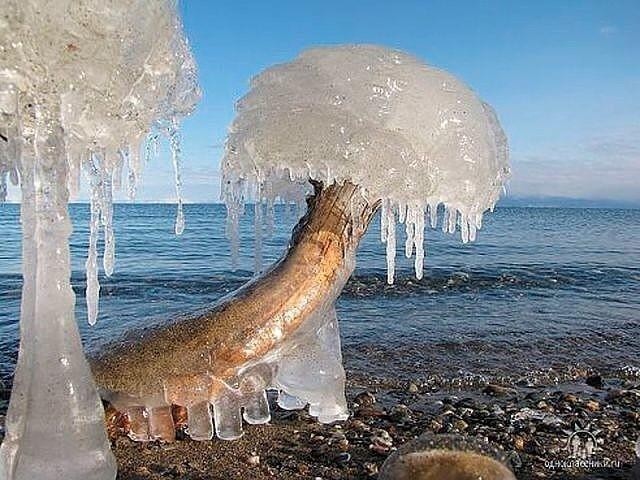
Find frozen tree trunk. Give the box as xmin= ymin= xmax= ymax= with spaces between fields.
xmin=92 ymin=182 xmax=379 ymax=441
xmin=0 ymin=104 xmax=116 ymax=480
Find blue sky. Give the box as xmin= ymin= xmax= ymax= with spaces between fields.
xmin=11 ymin=0 xmax=640 ymax=203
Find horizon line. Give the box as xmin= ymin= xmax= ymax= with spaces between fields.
xmin=2 ymin=198 xmax=639 ymax=209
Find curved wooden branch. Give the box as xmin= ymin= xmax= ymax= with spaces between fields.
xmin=90 ymin=181 xmax=379 ymax=441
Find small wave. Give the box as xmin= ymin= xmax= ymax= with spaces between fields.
xmin=343 ymin=264 xmax=639 ymax=297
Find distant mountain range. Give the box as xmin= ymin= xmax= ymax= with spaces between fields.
xmin=498 ymin=196 xmax=640 ymax=209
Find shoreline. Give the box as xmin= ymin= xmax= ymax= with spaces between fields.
xmin=1 ymin=359 xmax=639 ymax=479
xmin=1 ymin=352 xmax=639 ymax=479
xmin=103 ymin=373 xmax=640 ymax=478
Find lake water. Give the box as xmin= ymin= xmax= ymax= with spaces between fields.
xmin=1 ymin=204 xmax=638 ymax=400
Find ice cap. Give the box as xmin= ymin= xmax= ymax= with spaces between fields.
xmin=222 ymin=44 xmax=510 ymax=281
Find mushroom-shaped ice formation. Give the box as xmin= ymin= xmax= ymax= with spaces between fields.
xmin=90 ymin=45 xmax=508 ymax=446
xmin=0 ymin=1 xmax=199 ymax=479
xmin=223 ymin=44 xmax=509 ymax=282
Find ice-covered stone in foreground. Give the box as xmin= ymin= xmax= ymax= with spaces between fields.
xmin=222 ymin=45 xmax=509 ymax=282
xmin=0 ymin=1 xmax=199 ymax=478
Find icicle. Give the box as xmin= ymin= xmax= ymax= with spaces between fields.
xmin=428 ymin=202 xmax=438 ymax=228
xmin=441 ymin=206 xmax=449 ymax=233
xmin=0 ymin=86 xmax=20 ymax=203
xmin=168 ymin=120 xmax=185 ymax=235
xmin=86 ymin=156 xmax=102 ymax=326
xmin=404 ymin=205 xmax=415 ymax=258
xmin=460 ymin=212 xmax=470 ymax=244
xmin=127 ymin=143 xmax=142 ymax=200
xmin=145 ymin=133 xmax=159 ymax=163
xmin=384 ymin=202 xmax=396 ymax=285
xmin=380 ymin=198 xmax=389 ymax=243
xmin=397 ymin=201 xmax=407 ymax=224
xmin=295 ymin=194 xmax=306 ymax=219
xmin=254 ymin=193 xmax=264 ymax=273
xmin=223 ymin=178 xmax=244 ymax=270
xmin=2 ymin=98 xmax=117 ymax=479
xmin=469 ymin=219 xmax=477 ymax=242
xmin=112 ymin=150 xmax=124 ymax=192
xmin=414 ymin=205 xmax=425 ymax=279
xmin=0 ymin=174 xmax=6 ymax=202
xmin=265 ymin=195 xmax=275 ymax=238
xmin=101 ymin=156 xmax=115 ymax=277
xmin=447 ymin=208 xmax=457 ymax=234
xmin=66 ymin=147 xmax=82 ymax=198
xmin=285 ymin=200 xmax=293 ymax=224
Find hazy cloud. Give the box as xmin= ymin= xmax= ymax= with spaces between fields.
xmin=5 ymin=130 xmax=638 ymax=205
xmin=509 ymin=129 xmax=640 ymax=201
xmin=599 ymin=25 xmax=618 ymax=36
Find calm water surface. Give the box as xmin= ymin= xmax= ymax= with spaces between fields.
xmin=0 ymin=204 xmax=638 ymax=395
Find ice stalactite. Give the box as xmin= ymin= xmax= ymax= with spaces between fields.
xmin=222 ymin=177 xmax=245 ymax=270
xmin=0 ymin=0 xmax=200 ymax=478
xmin=101 ymin=158 xmax=115 ymax=276
xmin=125 ymin=141 xmax=143 ymax=200
xmin=1 ymin=101 xmax=117 ymax=479
xmin=168 ymin=121 xmax=186 ymax=235
xmin=253 ymin=198 xmax=264 ymax=272
xmin=86 ymin=156 xmax=103 ymax=326
xmin=381 ymin=199 xmax=397 ymax=284
xmin=404 ymin=204 xmax=426 ymax=280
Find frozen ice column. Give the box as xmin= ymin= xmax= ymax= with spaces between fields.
xmin=0 ymin=0 xmax=200 ymax=478
xmin=0 ymin=101 xmax=117 ymax=480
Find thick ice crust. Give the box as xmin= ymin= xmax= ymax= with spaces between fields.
xmin=0 ymin=0 xmax=201 ymax=324
xmin=107 ymin=306 xmax=348 ymax=442
xmin=222 ymin=45 xmax=509 ymax=281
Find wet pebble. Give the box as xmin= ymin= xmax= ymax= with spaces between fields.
xmin=334 ymin=452 xmax=351 ymax=467
xmin=389 ymin=404 xmax=411 ymax=422
xmin=453 ymin=419 xmax=469 ymax=431
xmin=329 ymin=431 xmax=349 ymax=449
xmin=354 ymin=390 xmax=376 ymax=407
xmin=491 ymin=405 xmax=505 ymax=416
xmin=513 ymin=435 xmax=525 ymax=450
xmin=586 ymin=374 xmax=604 ymax=389
xmin=458 ymin=407 xmax=474 ymax=417
xmin=363 ymin=461 xmax=379 ymax=476
xmin=348 ymin=419 xmax=371 ymax=432
xmin=370 ymin=429 xmax=393 ymax=454
xmin=455 ymin=397 xmax=477 ymax=409
xmin=585 ymin=399 xmax=600 ymax=411
xmin=428 ymin=419 xmax=443 ymax=433
xmin=483 ymin=384 xmax=517 ymax=397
